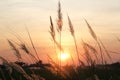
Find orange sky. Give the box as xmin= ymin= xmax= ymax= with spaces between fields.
xmin=0 ymin=0 xmax=120 ymax=64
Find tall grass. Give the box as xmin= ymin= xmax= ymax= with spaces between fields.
xmin=82 ymin=40 xmax=98 ymax=66
xmin=57 ymin=1 xmax=63 ymax=74
xmin=7 ymin=40 xmax=22 ymax=61
xmin=84 ymin=19 xmax=112 ymax=64
xmin=0 ymin=1 xmax=119 ymax=80
xmin=84 ymin=19 xmax=104 ymax=64
xmin=68 ymin=15 xmax=83 ymax=66
xmin=6 ymin=27 xmax=38 ymax=63
xmin=25 ymin=27 xmax=40 ymax=62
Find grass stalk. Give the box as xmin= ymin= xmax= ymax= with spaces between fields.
xmin=98 ymin=38 xmax=112 ymax=63
xmin=7 ymin=40 xmax=22 ymax=61
xmin=59 ymin=31 xmax=62 ymax=74
xmin=73 ymin=35 xmax=80 ymax=65
xmin=68 ymin=15 xmax=80 ymax=66
xmin=84 ymin=19 xmax=104 ymax=64
xmin=25 ymin=27 xmax=40 ymax=62
xmin=6 ymin=27 xmax=36 ymax=63
xmin=96 ymin=40 xmax=104 ymax=64
xmin=57 ymin=1 xmax=63 ymax=74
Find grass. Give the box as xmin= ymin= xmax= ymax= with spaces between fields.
xmin=0 ymin=1 xmax=120 ymax=80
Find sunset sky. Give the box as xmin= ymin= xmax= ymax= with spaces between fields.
xmin=0 ymin=0 xmax=120 ymax=64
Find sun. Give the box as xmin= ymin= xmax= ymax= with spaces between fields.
xmin=58 ymin=52 xmax=70 ymax=61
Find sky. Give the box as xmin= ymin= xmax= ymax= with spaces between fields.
xmin=0 ymin=0 xmax=120 ymax=64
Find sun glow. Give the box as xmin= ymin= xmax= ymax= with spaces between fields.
xmin=58 ymin=52 xmax=70 ymax=61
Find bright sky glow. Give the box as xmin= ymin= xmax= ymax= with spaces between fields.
xmin=0 ymin=0 xmax=120 ymax=63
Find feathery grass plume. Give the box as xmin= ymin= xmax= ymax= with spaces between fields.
xmin=20 ymin=44 xmax=30 ymax=54
xmin=10 ymin=39 xmax=37 ymax=63
xmin=25 ymin=27 xmax=40 ymax=62
xmin=84 ymin=43 xmax=97 ymax=53
xmin=49 ymin=16 xmax=55 ymax=41
xmin=84 ymin=19 xmax=104 ymax=64
xmin=49 ymin=16 xmax=63 ymax=75
xmin=20 ymin=44 xmax=38 ymax=62
xmin=49 ymin=16 xmax=65 ymax=75
xmin=6 ymin=27 xmax=36 ymax=63
xmin=68 ymin=15 xmax=82 ymax=66
xmin=57 ymin=1 xmax=63 ymax=32
xmin=84 ymin=19 xmax=97 ymax=40
xmin=7 ymin=40 xmax=22 ymax=61
xmin=83 ymin=41 xmax=99 ymax=63
xmin=57 ymin=1 xmax=63 ymax=74
xmin=20 ymin=44 xmax=32 ymax=57
xmin=68 ymin=15 xmax=74 ymax=36
xmin=10 ymin=62 xmax=33 ymax=80
xmin=99 ymin=39 xmax=112 ymax=62
xmin=7 ymin=26 xmax=36 ymax=58
xmin=82 ymin=40 xmax=93 ymax=66
xmin=57 ymin=1 xmax=63 ymax=52
xmin=49 ymin=16 xmax=65 ymax=68
xmin=49 ymin=15 xmax=64 ymax=52
xmin=49 ymin=16 xmax=64 ymax=51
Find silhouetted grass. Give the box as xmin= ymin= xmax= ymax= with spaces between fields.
xmin=0 ymin=1 xmax=120 ymax=80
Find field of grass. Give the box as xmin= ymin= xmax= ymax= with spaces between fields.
xmin=0 ymin=1 xmax=120 ymax=80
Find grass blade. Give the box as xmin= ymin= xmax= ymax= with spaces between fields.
xmin=57 ymin=1 xmax=63 ymax=32
xmin=84 ymin=19 xmax=97 ymax=40
xmin=7 ymin=40 xmax=22 ymax=60
xmin=25 ymin=27 xmax=40 ymax=62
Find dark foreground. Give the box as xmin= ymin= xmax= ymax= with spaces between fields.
xmin=0 ymin=61 xmax=120 ymax=80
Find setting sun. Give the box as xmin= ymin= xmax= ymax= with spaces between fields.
xmin=58 ymin=52 xmax=70 ymax=61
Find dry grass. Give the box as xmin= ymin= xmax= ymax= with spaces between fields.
xmin=0 ymin=1 xmax=119 ymax=80
xmin=7 ymin=40 xmax=22 ymax=61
